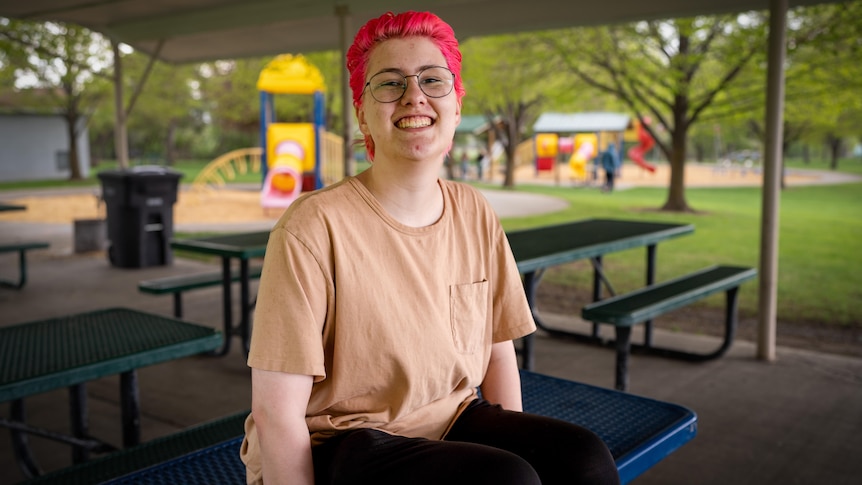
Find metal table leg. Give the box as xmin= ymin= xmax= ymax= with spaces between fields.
xmin=69 ymin=383 xmax=89 ymax=463
xmin=239 ymin=258 xmax=251 ymax=356
xmin=212 ymin=257 xmax=233 ymax=356
xmin=643 ymin=244 xmax=657 ymax=347
xmin=120 ymin=370 xmax=141 ymax=448
xmin=9 ymin=399 xmax=41 ymax=478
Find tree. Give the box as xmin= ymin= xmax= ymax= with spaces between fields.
xmin=540 ymin=15 xmax=767 ymax=211
xmin=121 ymin=52 xmax=203 ymax=164
xmin=461 ymin=35 xmax=547 ymax=188
xmin=782 ymin=1 xmax=862 ymax=171
xmin=0 ymin=18 xmax=111 ymax=180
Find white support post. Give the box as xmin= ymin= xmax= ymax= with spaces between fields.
xmin=757 ymin=0 xmax=788 ymax=362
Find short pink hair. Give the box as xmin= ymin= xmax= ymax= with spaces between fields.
xmin=346 ymin=11 xmax=465 ymax=160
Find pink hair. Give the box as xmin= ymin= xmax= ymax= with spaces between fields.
xmin=346 ymin=11 xmax=465 ymax=160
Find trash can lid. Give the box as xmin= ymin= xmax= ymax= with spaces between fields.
xmin=97 ymin=166 xmax=183 ymax=179
xmin=130 ymin=165 xmax=179 ymax=175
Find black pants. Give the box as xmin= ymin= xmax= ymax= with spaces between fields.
xmin=312 ymin=399 xmax=620 ymax=485
xmin=604 ymin=170 xmax=615 ymax=191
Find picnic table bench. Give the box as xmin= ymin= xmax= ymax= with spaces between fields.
xmin=27 ymin=370 xmax=697 ymax=484
xmin=0 ymin=241 xmax=50 ymax=289
xmin=581 ymin=265 xmax=757 ymax=391
xmin=138 ymin=266 xmax=263 ymax=319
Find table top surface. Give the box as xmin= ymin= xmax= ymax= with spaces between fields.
xmin=507 ymin=218 xmax=694 ymax=273
xmin=171 ymin=231 xmax=270 ymax=259
xmin=0 ymin=307 xmax=222 ymax=402
xmin=168 ymin=218 xmax=692 ymax=271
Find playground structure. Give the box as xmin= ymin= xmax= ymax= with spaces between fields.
xmin=569 ymin=133 xmax=598 ymax=181
xmin=190 ymin=55 xmax=345 ymax=206
xmin=528 ymin=112 xmax=657 ymax=185
xmin=258 ymin=54 xmax=326 ymax=209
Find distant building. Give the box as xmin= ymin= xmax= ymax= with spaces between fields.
xmin=0 ymin=113 xmax=91 ymax=182
xmin=0 ymin=88 xmax=91 ymax=182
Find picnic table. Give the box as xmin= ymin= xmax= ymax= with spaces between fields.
xmin=507 ymin=218 xmax=694 ymax=370
xmin=0 ymin=202 xmax=51 ymax=289
xmin=0 ymin=307 xmax=222 ymax=478
xmin=171 ymin=231 xmax=269 ymax=355
xmin=169 ymin=219 xmax=693 ymax=369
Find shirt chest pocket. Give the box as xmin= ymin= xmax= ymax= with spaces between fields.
xmin=449 ymin=280 xmax=489 ymax=354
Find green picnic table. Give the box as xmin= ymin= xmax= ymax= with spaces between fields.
xmin=171 ymin=231 xmax=269 ymax=356
xmin=0 ymin=307 xmax=222 ymax=478
xmin=507 ymin=218 xmax=694 ymax=370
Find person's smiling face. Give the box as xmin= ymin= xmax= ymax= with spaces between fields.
xmin=358 ymin=36 xmax=461 ymax=167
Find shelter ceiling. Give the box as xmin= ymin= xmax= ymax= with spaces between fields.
xmin=0 ymin=0 xmax=834 ymax=63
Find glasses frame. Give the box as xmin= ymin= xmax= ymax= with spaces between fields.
xmin=363 ymin=66 xmax=455 ymax=103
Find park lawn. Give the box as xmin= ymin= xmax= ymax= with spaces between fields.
xmin=494 ymin=182 xmax=862 ymax=328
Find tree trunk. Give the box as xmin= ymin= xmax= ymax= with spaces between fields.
xmin=165 ymin=119 xmax=177 ymax=166
xmin=502 ymin=122 xmax=518 ymax=189
xmin=503 ymin=146 xmax=516 ymax=188
xmin=661 ymin=129 xmax=691 ymax=212
xmin=828 ymin=136 xmax=841 ymax=170
xmin=66 ymin=113 xmax=82 ymax=180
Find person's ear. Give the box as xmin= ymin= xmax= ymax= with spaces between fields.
xmin=357 ymin=106 xmax=369 ymax=136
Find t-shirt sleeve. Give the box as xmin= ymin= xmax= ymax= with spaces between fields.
xmin=247 ymin=226 xmax=330 ymax=381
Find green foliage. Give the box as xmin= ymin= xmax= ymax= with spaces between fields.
xmin=0 ymin=18 xmax=113 ymax=178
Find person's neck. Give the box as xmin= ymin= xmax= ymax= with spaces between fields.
xmin=357 ymin=164 xmax=443 ymax=228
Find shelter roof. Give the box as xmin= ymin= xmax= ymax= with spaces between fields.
xmin=0 ymin=0 xmax=835 ymax=64
xmin=533 ymin=112 xmax=631 ymax=134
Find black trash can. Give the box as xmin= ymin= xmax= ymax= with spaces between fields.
xmin=98 ymin=166 xmax=183 ymax=268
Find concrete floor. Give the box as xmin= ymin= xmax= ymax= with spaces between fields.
xmin=1 ymin=220 xmax=861 ymax=484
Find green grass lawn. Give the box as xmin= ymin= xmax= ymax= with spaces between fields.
xmin=492 ymin=181 xmax=861 ymax=327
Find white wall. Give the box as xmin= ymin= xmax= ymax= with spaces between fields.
xmin=0 ymin=114 xmax=91 ymax=182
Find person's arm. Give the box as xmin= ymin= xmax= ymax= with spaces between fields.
xmin=479 ymin=340 xmax=523 ymax=411
xmin=251 ymin=368 xmax=314 ymax=485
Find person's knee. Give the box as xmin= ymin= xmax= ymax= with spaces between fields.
xmin=552 ymin=427 xmax=619 ymax=485
xmin=477 ymin=450 xmax=541 ymax=485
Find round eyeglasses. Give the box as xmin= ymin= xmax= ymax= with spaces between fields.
xmin=364 ymin=66 xmax=455 ymax=103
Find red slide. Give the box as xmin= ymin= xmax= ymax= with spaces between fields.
xmin=627 ymin=121 xmax=657 ymax=173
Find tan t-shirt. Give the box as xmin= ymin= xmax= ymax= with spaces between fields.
xmin=240 ymin=177 xmax=535 ymax=484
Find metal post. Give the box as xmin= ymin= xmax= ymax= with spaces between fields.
xmin=758 ymin=0 xmax=787 ymax=362
xmin=336 ymin=5 xmax=354 ymax=178
xmin=112 ymin=41 xmax=129 ymax=169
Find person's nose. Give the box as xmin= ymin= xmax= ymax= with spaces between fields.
xmin=400 ymin=75 xmax=426 ymax=104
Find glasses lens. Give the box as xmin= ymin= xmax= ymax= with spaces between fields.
xmin=416 ymin=67 xmax=454 ymax=98
xmin=368 ymin=67 xmax=454 ymax=103
xmin=369 ymin=72 xmax=407 ymax=103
